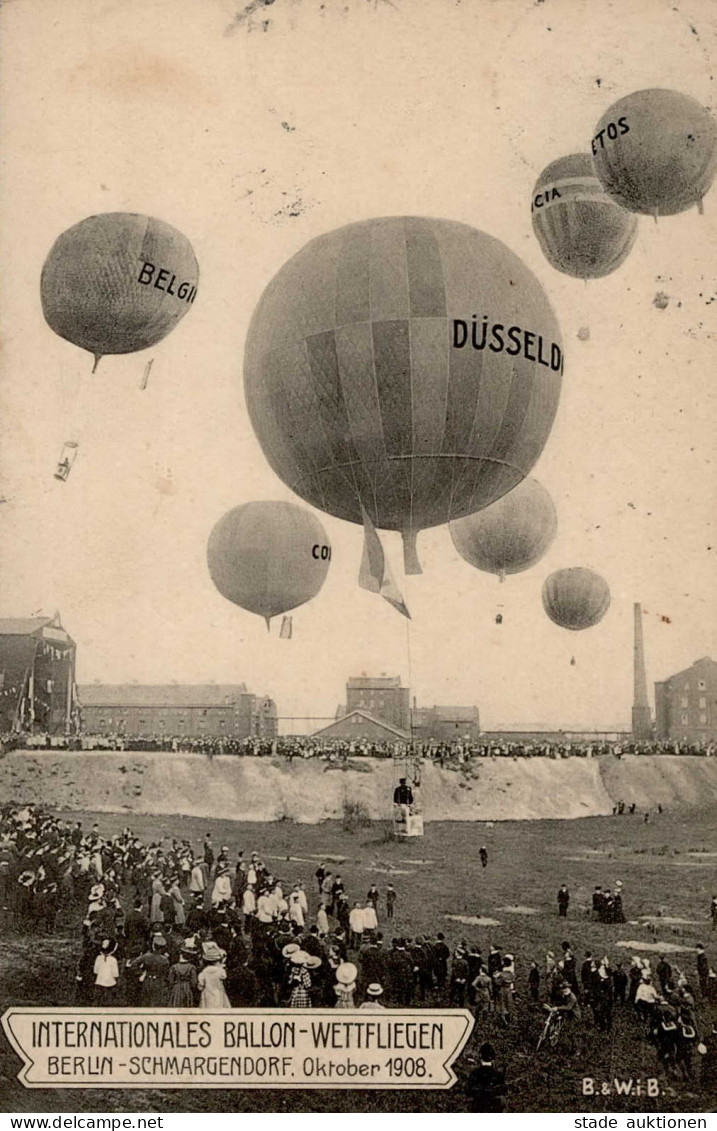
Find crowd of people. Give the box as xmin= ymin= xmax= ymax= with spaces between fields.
xmin=1 ymin=802 xmax=717 ymax=1108
xmin=2 ymin=731 xmax=715 ymax=759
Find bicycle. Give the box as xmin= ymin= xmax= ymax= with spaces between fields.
xmin=536 ymin=1005 xmax=564 ymax=1051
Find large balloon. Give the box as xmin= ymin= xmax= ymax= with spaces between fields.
xmin=450 ymin=477 xmax=557 ymax=580
xmin=531 ymin=153 xmax=638 ymax=278
xmin=243 ymin=216 xmax=563 ymax=574
xmin=542 ymin=567 xmax=610 ymax=630
xmin=591 ymin=90 xmax=717 ymax=217
xmin=207 ymin=501 xmax=331 ymax=627
xmin=41 ymin=213 xmax=199 ymax=370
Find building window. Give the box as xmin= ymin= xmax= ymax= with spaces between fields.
xmin=698 ymin=680 xmax=706 ymax=691
xmin=681 ymin=714 xmax=688 ymax=725
xmin=699 ymin=697 xmax=707 ymax=709
xmin=700 ymin=714 xmax=707 ymax=725
xmin=680 ymin=697 xmax=688 ymax=708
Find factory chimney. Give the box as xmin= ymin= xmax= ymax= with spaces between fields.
xmin=632 ymin=602 xmax=653 ymax=740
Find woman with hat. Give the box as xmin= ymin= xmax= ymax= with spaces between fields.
xmin=149 ymin=877 xmax=166 ymax=926
xmin=168 ymin=876 xmax=186 ymax=927
xmin=359 ymin=983 xmax=386 ymax=1011
xmin=129 ymin=933 xmax=170 ymax=1007
xmin=93 ymin=938 xmax=119 ymax=1006
xmin=198 ymin=941 xmax=230 ymax=1008
xmin=211 ymin=866 xmax=232 ymax=907
xmin=168 ymin=942 xmax=199 ymax=1008
xmin=334 ymin=962 xmax=358 ymax=1009
xmin=304 ymin=955 xmax=324 ymax=1007
xmin=288 ymin=951 xmax=312 ymax=1008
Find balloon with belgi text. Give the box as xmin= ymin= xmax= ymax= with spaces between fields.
xmin=207 ymin=500 xmax=332 ymax=629
xmin=532 ymin=153 xmax=638 ymax=278
xmin=41 ymin=212 xmax=199 ymax=371
xmin=590 ymin=89 xmax=717 ymax=217
xmin=243 ymin=216 xmax=563 ymax=576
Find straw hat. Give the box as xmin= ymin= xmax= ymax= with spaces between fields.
xmin=291 ymin=950 xmax=310 ymax=965
xmin=202 ymin=941 xmax=225 ymax=963
xmin=366 ymin=983 xmax=383 ymax=997
xmin=336 ymin=962 xmax=358 ymax=984
xmin=304 ymin=955 xmax=322 ymax=970
xmin=282 ymin=942 xmax=300 ymax=958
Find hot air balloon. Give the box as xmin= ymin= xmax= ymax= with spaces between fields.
xmin=41 ymin=213 xmax=199 ymax=371
xmin=542 ymin=567 xmax=610 ymax=630
xmin=449 ymin=476 xmax=557 ymax=581
xmin=531 ymin=153 xmax=638 ymax=278
xmin=591 ymin=89 xmax=717 ymax=217
xmin=207 ymin=501 xmax=331 ymax=628
xmin=243 ymin=216 xmax=564 ymax=575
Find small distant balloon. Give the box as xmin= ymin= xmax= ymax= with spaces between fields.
xmin=207 ymin=501 xmax=331 ymax=628
xmin=450 ymin=477 xmax=557 ymax=581
xmin=41 ymin=213 xmax=199 ymax=371
xmin=531 ymin=153 xmax=638 ymax=278
xmin=542 ymin=567 xmax=611 ymax=630
xmin=591 ymin=89 xmax=717 ymax=217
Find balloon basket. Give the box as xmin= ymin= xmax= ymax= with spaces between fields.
xmin=392 ymin=811 xmax=424 ymax=839
xmin=54 ymin=441 xmax=79 ymax=482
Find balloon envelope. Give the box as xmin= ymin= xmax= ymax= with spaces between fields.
xmin=41 ymin=212 xmax=199 ymax=366
xmin=532 ymin=153 xmax=638 ymax=278
xmin=243 ymin=216 xmax=563 ymax=573
xmin=591 ymin=89 xmax=717 ymax=216
xmin=207 ymin=501 xmax=331 ymax=624
xmin=542 ymin=567 xmax=611 ymax=630
xmin=450 ymin=477 xmax=557 ymax=579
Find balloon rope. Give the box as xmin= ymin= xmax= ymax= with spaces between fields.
xmin=405 ymin=611 xmax=414 ymax=752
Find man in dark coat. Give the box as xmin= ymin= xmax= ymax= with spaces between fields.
xmin=465 ymin=1043 xmax=507 ymax=1113
xmin=449 ymin=948 xmax=469 ymax=1007
xmin=393 ymin=779 xmax=413 ymax=807
xmin=124 ymin=898 xmax=151 ymax=952
xmin=696 ymin=945 xmax=710 ymax=995
xmin=612 ymin=962 xmax=628 ymax=1005
xmin=656 ymin=955 xmax=672 ymax=995
xmin=557 ymin=885 xmax=570 ymax=918
xmin=388 ymin=939 xmax=414 ymax=1007
xmin=432 ymin=933 xmax=450 ymax=990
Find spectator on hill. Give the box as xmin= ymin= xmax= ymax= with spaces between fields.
xmin=557 ymin=884 xmax=570 ymax=917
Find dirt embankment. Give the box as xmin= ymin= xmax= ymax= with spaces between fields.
xmin=1 ymin=751 xmax=716 ymax=823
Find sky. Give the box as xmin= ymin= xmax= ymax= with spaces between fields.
xmin=0 ymin=0 xmax=715 ymax=733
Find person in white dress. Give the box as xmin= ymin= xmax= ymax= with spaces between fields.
xmin=211 ymin=867 xmax=232 ymax=906
xmin=198 ymin=943 xmax=230 ymax=1009
xmin=289 ymin=891 xmax=305 ymax=930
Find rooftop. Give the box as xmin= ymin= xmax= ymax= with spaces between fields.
xmin=78 ymin=683 xmax=250 ymax=708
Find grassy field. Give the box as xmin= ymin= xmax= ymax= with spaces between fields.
xmin=1 ymin=807 xmax=716 ymax=1113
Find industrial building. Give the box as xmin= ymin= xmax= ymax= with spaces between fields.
xmin=345 ymin=675 xmax=411 ymax=733
xmin=654 ymin=657 xmax=717 ymax=742
xmin=411 ymin=704 xmax=481 ymax=743
xmin=329 ymin=674 xmax=479 ymax=744
xmin=0 ymin=616 xmax=78 ymax=735
xmin=78 ymin=683 xmax=278 ymax=739
xmin=312 ymin=709 xmax=411 ymax=743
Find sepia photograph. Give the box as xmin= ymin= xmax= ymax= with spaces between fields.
xmin=0 ymin=0 xmax=715 ymax=1117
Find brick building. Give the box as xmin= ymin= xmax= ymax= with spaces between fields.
xmin=0 ymin=616 xmax=77 ymax=735
xmin=312 ymin=710 xmax=410 ymax=743
xmin=654 ymin=657 xmax=717 ymax=742
xmin=411 ymin=704 xmax=481 ymax=743
xmin=78 ymin=683 xmax=277 ymax=739
xmin=346 ymin=675 xmax=410 ymax=733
